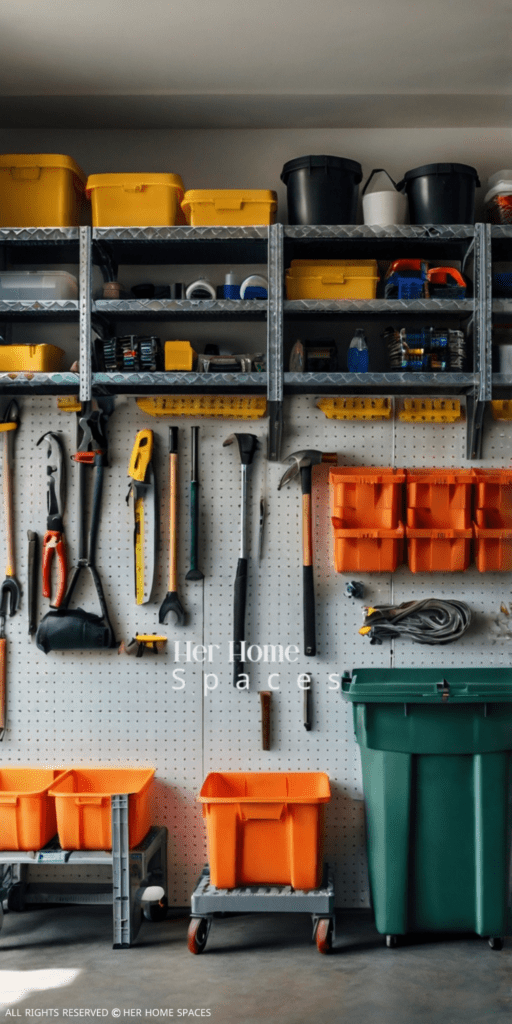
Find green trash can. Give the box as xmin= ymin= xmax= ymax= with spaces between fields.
xmin=342 ymin=667 xmax=512 ymax=948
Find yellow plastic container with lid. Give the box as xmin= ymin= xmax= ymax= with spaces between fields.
xmin=0 ymin=345 xmax=64 ymax=372
xmin=0 ymin=154 xmax=86 ymax=227
xmin=86 ymin=173 xmax=185 ymax=227
xmin=181 ymin=189 xmax=278 ymax=226
xmin=286 ymin=258 xmax=379 ymax=300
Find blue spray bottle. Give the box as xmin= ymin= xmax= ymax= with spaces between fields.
xmin=347 ymin=329 xmax=369 ymax=372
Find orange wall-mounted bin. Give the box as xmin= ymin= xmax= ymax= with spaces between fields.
xmin=406 ymin=469 xmax=474 ymax=572
xmin=473 ymin=469 xmax=512 ymax=571
xmin=181 ymin=189 xmax=277 ymax=226
xmin=199 ymin=771 xmax=330 ymax=890
xmin=0 ymin=768 xmax=64 ymax=850
xmin=49 ymin=767 xmax=155 ymax=850
xmin=0 ymin=154 xmax=86 ymax=227
xmin=330 ymin=467 xmax=405 ymax=573
xmin=86 ymin=173 xmax=184 ymax=227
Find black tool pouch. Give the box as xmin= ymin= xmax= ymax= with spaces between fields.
xmin=36 ymin=607 xmax=116 ymax=653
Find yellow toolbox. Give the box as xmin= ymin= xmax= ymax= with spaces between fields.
xmin=0 ymin=345 xmax=64 ymax=372
xmin=181 ymin=189 xmax=277 ymax=226
xmin=86 ymin=173 xmax=185 ymax=227
xmin=0 ymin=153 xmax=86 ymax=227
xmin=164 ymin=340 xmax=197 ymax=371
xmin=285 ymin=259 xmax=379 ymax=300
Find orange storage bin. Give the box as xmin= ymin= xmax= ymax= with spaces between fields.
xmin=199 ymin=772 xmax=330 ymax=890
xmin=330 ymin=467 xmax=405 ymax=572
xmin=49 ymin=767 xmax=155 ymax=850
xmin=0 ymin=154 xmax=86 ymax=227
xmin=406 ymin=469 xmax=474 ymax=572
xmin=473 ymin=469 xmax=512 ymax=571
xmin=0 ymin=768 xmax=63 ymax=850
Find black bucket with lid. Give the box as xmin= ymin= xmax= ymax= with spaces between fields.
xmin=281 ymin=155 xmax=363 ymax=225
xmin=397 ymin=163 xmax=481 ymax=225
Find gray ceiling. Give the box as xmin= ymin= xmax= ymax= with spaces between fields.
xmin=0 ymin=0 xmax=510 ymax=128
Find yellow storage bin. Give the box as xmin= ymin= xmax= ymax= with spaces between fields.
xmin=181 ymin=189 xmax=277 ymax=226
xmin=0 ymin=345 xmax=64 ymax=372
xmin=286 ymin=259 xmax=379 ymax=300
xmin=164 ymin=340 xmax=196 ymax=371
xmin=0 ymin=154 xmax=86 ymax=227
xmin=86 ymin=173 xmax=185 ymax=227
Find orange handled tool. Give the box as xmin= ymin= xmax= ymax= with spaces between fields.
xmin=0 ymin=400 xmax=21 ymax=740
xmin=37 ymin=432 xmax=67 ymax=608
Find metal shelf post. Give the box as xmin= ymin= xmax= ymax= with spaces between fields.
xmin=79 ymin=226 xmax=92 ymax=402
xmin=467 ymin=222 xmax=492 ymax=458
xmin=267 ymin=223 xmax=284 ymax=461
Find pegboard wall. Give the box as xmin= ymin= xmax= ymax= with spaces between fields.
xmin=3 ymin=392 xmax=512 ymax=907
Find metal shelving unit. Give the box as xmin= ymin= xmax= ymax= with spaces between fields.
xmin=0 ymin=223 xmax=500 ymax=458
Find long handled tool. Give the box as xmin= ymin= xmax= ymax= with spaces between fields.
xmin=159 ymin=427 xmax=185 ymax=625
xmin=127 ymin=429 xmax=157 ymax=605
xmin=185 ymin=426 xmax=204 ymax=581
xmin=0 ymin=401 xmax=21 ymax=738
xmin=36 ymin=400 xmax=117 ymax=652
xmin=223 ymin=432 xmax=258 ymax=687
xmin=278 ymin=448 xmax=337 ymax=657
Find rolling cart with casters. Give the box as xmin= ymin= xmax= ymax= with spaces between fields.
xmin=187 ymin=864 xmax=335 ymax=955
xmin=0 ymin=794 xmax=168 ymax=948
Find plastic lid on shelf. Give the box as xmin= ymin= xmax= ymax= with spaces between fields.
xmin=342 ymin=667 xmax=512 ymax=703
xmin=488 ymin=170 xmax=512 ymax=190
xmin=0 ymin=153 xmax=86 ymax=184
xmin=401 ymin=162 xmax=480 ymax=184
xmin=280 ymin=155 xmax=363 ymax=183
xmin=86 ymin=173 xmax=184 ymax=196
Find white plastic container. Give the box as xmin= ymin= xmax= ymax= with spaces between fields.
xmin=498 ymin=346 xmax=512 ymax=374
xmin=0 ymin=271 xmax=78 ymax=300
xmin=362 ymin=169 xmax=408 ymax=226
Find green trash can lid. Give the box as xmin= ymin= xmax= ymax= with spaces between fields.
xmin=342 ymin=667 xmax=512 ymax=703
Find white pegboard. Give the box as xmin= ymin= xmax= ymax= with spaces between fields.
xmin=3 ymin=392 xmax=512 ymax=907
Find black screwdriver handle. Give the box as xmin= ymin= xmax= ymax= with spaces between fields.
xmin=233 ymin=556 xmax=248 ymax=687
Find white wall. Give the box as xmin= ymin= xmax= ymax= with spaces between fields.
xmin=1 ymin=126 xmax=511 ymax=220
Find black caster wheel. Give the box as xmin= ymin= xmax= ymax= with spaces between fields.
xmin=386 ymin=934 xmax=399 ymax=948
xmin=143 ymin=895 xmax=168 ymax=922
xmin=187 ymin=917 xmax=209 ymax=955
xmin=489 ymin=937 xmax=504 ymax=951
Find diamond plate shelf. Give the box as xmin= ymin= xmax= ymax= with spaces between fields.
xmin=284 ymin=371 xmax=477 ymax=390
xmin=92 ymin=371 xmax=267 ymax=390
xmin=93 ymin=226 xmax=269 ymax=242
xmin=94 ymin=298 xmax=267 ymax=319
xmin=284 ymin=299 xmax=474 ymax=315
xmin=284 ymin=225 xmax=475 ymax=240
xmin=492 ymin=300 xmax=512 ymax=314
xmin=491 ymin=227 xmax=512 ymax=239
xmin=0 ymin=228 xmax=80 ymax=243
xmin=0 ymin=372 xmax=79 ymax=391
xmin=492 ymin=374 xmax=512 ymax=386
xmin=0 ymin=300 xmax=79 ymax=320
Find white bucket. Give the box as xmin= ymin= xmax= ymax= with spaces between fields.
xmin=363 ymin=189 xmax=408 ymax=226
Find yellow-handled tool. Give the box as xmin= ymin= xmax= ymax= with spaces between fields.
xmin=127 ymin=429 xmax=157 ymax=605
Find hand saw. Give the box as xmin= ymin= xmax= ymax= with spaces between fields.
xmin=127 ymin=429 xmax=157 ymax=605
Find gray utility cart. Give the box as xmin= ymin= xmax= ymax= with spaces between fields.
xmin=0 ymin=794 xmax=168 ymax=948
xmin=188 ymin=864 xmax=335 ymax=954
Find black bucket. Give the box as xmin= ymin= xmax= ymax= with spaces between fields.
xmin=281 ymin=155 xmax=362 ymax=225
xmin=397 ymin=163 xmax=481 ymax=225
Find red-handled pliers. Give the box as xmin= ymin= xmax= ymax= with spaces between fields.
xmin=37 ymin=432 xmax=67 ymax=608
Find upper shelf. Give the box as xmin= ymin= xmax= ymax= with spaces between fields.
xmin=0 ymin=300 xmax=79 ymax=320
xmin=93 ymin=226 xmax=268 ymax=265
xmin=0 ymin=227 xmax=80 ymax=264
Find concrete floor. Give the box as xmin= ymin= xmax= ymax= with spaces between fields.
xmin=0 ymin=907 xmax=511 ymax=1024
